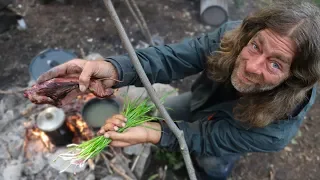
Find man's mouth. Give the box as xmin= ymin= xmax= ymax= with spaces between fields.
xmin=238 ymin=72 xmax=255 ymax=84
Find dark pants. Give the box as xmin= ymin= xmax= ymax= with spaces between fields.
xmin=158 ymin=92 xmax=239 ymax=180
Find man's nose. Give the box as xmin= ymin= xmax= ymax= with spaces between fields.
xmin=245 ymin=56 xmax=265 ymax=75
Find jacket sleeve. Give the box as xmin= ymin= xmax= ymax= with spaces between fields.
xmin=157 ymin=114 xmax=288 ymax=157
xmin=105 ymin=22 xmax=232 ymax=88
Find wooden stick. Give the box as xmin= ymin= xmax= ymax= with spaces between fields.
xmin=103 ymin=1 xmax=197 ymax=179
xmin=0 ymin=87 xmax=27 ymax=94
xmin=129 ymin=0 xmax=154 ymax=46
xmin=124 ymin=0 xmax=148 ymax=41
xmin=87 ymin=159 xmax=95 ymax=170
xmin=109 ymin=158 xmax=133 ymax=180
xmin=130 ymin=144 xmax=145 ymax=171
xmin=101 ymin=153 xmax=113 ymax=174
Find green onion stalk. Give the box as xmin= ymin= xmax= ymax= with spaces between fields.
xmin=55 ymin=93 xmax=170 ymax=173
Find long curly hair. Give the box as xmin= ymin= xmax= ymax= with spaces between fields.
xmin=206 ymin=1 xmax=320 ymax=128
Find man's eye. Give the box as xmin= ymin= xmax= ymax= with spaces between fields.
xmin=251 ymin=42 xmax=259 ymax=51
xmin=271 ymin=62 xmax=281 ymax=69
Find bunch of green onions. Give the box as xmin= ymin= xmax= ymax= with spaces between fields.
xmin=55 ymin=94 xmax=167 ymax=173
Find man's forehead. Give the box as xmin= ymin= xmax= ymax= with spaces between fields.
xmin=252 ymin=29 xmax=296 ymax=63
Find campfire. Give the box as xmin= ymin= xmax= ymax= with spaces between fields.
xmin=23 ymin=93 xmax=97 ymax=156
xmin=20 ymin=89 xmax=155 ymax=179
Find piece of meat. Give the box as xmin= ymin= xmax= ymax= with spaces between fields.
xmin=24 ymin=77 xmax=113 ymax=106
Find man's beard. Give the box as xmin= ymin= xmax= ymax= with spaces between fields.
xmin=231 ymin=58 xmax=279 ymax=93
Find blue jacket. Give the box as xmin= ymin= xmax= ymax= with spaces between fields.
xmin=106 ymin=21 xmax=317 ymax=157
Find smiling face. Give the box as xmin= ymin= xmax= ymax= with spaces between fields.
xmin=231 ymin=29 xmax=297 ymax=93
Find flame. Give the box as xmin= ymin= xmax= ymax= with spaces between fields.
xmin=66 ymin=114 xmax=94 ymax=142
xmin=24 ymin=92 xmax=96 ymax=154
xmin=30 ymin=128 xmax=51 ymax=149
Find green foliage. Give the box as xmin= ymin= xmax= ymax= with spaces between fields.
xmin=314 ymin=0 xmax=320 ymax=6
xmin=154 ymin=149 xmax=185 ymax=170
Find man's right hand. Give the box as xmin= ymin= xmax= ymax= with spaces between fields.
xmin=37 ymin=59 xmax=119 ymax=92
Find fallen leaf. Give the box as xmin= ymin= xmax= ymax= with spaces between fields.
xmin=284 ymin=146 xmax=292 ymax=152
xmin=291 ymin=139 xmax=298 ymax=145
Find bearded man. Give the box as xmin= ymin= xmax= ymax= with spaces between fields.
xmin=34 ymin=1 xmax=320 ymax=179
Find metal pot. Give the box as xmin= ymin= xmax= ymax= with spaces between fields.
xmin=29 ymin=48 xmax=77 ymax=80
xmin=36 ymin=107 xmax=74 ymax=146
xmin=200 ymin=0 xmax=228 ymax=26
xmin=81 ymin=96 xmax=123 ymax=130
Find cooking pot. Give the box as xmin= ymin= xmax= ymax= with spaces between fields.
xmin=81 ymin=96 xmax=123 ymax=130
xmin=36 ymin=107 xmax=74 ymax=146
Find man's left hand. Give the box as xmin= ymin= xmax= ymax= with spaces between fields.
xmin=97 ymin=114 xmax=162 ymax=147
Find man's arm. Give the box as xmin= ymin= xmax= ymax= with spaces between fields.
xmin=157 ymin=114 xmax=288 ymax=157
xmin=105 ymin=21 xmax=241 ymax=88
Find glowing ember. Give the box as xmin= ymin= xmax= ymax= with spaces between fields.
xmin=66 ymin=114 xmax=94 ymax=143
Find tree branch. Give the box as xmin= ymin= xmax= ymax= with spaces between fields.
xmin=102 ymin=1 xmax=197 ymax=179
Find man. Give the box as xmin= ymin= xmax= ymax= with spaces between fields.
xmin=35 ymin=1 xmax=320 ymax=179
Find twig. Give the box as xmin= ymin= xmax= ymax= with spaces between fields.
xmin=269 ymin=165 xmax=275 ymax=180
xmin=123 ymin=0 xmax=147 ymax=40
xmin=87 ymin=159 xmax=95 ymax=170
xmin=80 ymin=47 xmax=86 ymax=59
xmin=103 ymin=1 xmax=197 ymax=179
xmin=0 ymin=87 xmax=27 ymax=94
xmin=103 ymin=150 xmax=114 ymax=158
xmin=130 ymin=144 xmax=145 ymax=171
xmin=162 ymin=165 xmax=167 ymax=180
xmin=101 ymin=153 xmax=113 ymax=174
xmin=109 ymin=158 xmax=133 ymax=180
xmin=129 ymin=0 xmax=154 ymax=46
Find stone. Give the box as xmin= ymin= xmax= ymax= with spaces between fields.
xmin=54 ymin=173 xmax=68 ymax=180
xmin=47 ymin=147 xmax=87 ymax=174
xmin=123 ymin=144 xmax=144 ymax=156
xmin=85 ymin=173 xmax=95 ymax=180
xmin=0 ymin=140 xmax=10 ymax=160
xmin=0 ymin=99 xmax=5 ymax=115
xmin=2 ymin=109 xmax=14 ymax=121
xmin=4 ymin=132 xmax=24 ymax=159
xmin=133 ymin=143 xmax=152 ymax=179
xmin=2 ymin=95 xmax=19 ymax=111
xmin=23 ymin=153 xmax=46 ymax=175
xmin=117 ymin=83 xmax=178 ymax=103
xmin=2 ymin=159 xmax=23 ymax=180
xmin=101 ymin=175 xmax=124 ymax=180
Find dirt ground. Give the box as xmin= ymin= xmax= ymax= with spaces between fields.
xmin=1 ymin=0 xmax=319 ymax=179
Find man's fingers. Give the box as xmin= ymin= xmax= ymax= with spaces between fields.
xmin=37 ymin=59 xmax=84 ymax=83
xmin=79 ymin=61 xmax=95 ymax=92
xmin=104 ymin=131 xmax=131 ymax=142
xmin=37 ymin=66 xmax=66 ymax=83
xmin=102 ymin=123 xmax=117 ymax=131
xmin=102 ymin=118 xmax=126 ymax=132
xmin=112 ymin=114 xmax=127 ymax=122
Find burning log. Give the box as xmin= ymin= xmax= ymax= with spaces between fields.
xmin=23 ymin=77 xmax=115 ymax=107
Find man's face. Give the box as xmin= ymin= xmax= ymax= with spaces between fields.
xmin=231 ymin=29 xmax=296 ymax=93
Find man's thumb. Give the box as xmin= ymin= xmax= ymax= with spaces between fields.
xmin=78 ymin=62 xmax=93 ymax=92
